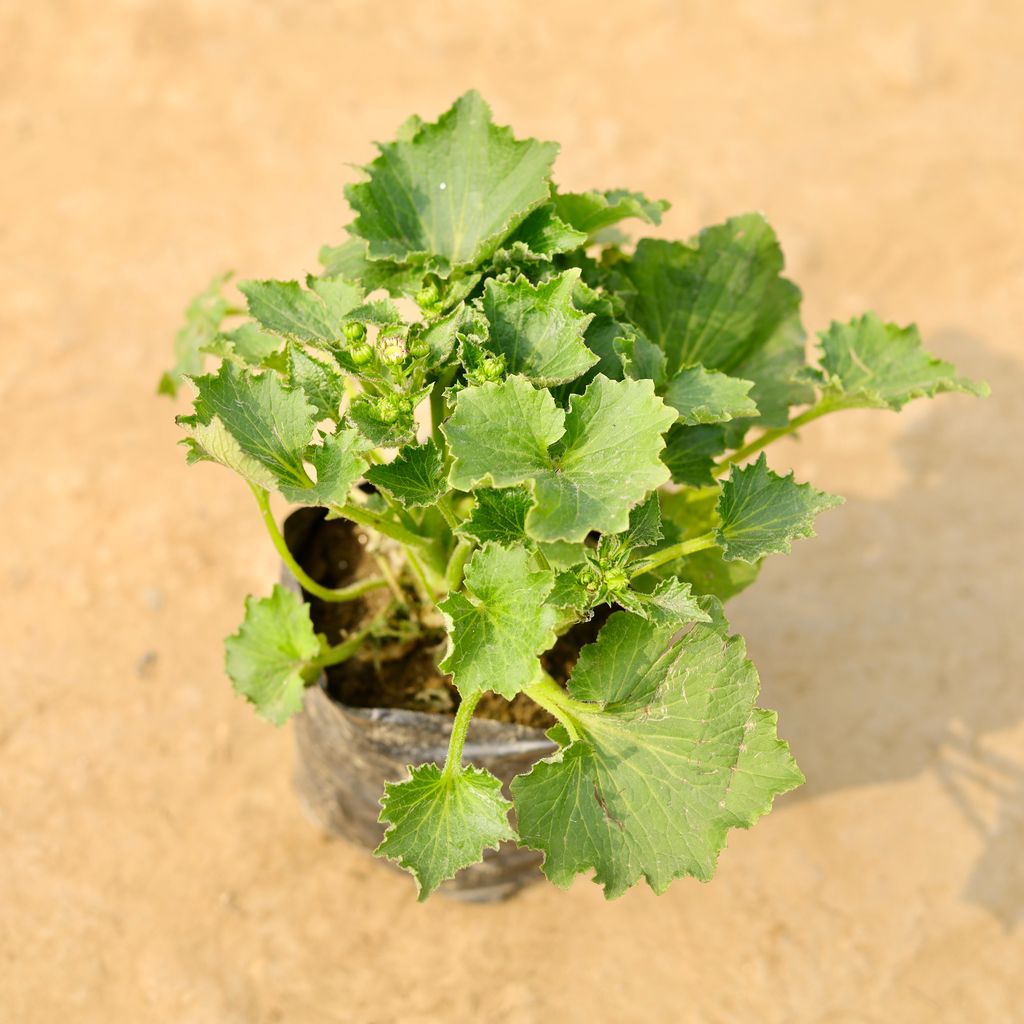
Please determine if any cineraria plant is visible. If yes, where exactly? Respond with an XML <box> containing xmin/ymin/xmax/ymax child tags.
<box><xmin>162</xmin><ymin>91</ymin><xmax>986</xmax><ymax>900</ymax></box>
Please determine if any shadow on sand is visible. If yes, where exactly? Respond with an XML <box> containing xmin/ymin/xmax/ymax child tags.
<box><xmin>731</xmin><ymin>331</ymin><xmax>1024</xmax><ymax>927</ymax></box>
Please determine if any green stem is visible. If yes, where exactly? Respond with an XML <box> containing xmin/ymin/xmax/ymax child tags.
<box><xmin>312</xmin><ymin>603</ymin><xmax>396</xmax><ymax>669</ymax></box>
<box><xmin>330</xmin><ymin>500</ymin><xmax>432</xmax><ymax>550</ymax></box>
<box><xmin>445</xmin><ymin>539</ymin><xmax>474</xmax><ymax>592</ymax></box>
<box><xmin>437</xmin><ymin>495</ymin><xmax>460</xmax><ymax>531</ymax></box>
<box><xmin>712</xmin><ymin>402</ymin><xmax>836</xmax><ymax>477</ymax></box>
<box><xmin>442</xmin><ymin>692</ymin><xmax>482</xmax><ymax>779</ymax></box>
<box><xmin>629</xmin><ymin>531</ymin><xmax>718</xmax><ymax>579</ymax></box>
<box><xmin>405</xmin><ymin>546</ymin><xmax>440</xmax><ymax>605</ymax></box>
<box><xmin>250</xmin><ymin>485</ymin><xmax>389</xmax><ymax>603</ymax></box>
<box><xmin>430</xmin><ymin>378</ymin><xmax>449</xmax><ymax>448</ymax></box>
<box><xmin>524</xmin><ymin>671</ymin><xmax>601</xmax><ymax>743</ymax></box>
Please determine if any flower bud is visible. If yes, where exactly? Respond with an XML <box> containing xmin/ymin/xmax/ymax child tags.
<box><xmin>343</xmin><ymin>321</ymin><xmax>366</xmax><ymax>342</ymax></box>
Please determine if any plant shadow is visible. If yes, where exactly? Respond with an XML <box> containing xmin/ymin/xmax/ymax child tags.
<box><xmin>729</xmin><ymin>330</ymin><xmax>1024</xmax><ymax>928</ymax></box>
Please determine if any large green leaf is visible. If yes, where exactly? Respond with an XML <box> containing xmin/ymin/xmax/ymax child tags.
<box><xmin>444</xmin><ymin>374</ymin><xmax>675</xmax><ymax>542</ymax></box>
<box><xmin>511</xmin><ymin>610</ymin><xmax>803</xmax><ymax>897</ymax></box>
<box><xmin>613</xmin><ymin>214</ymin><xmax>802</xmax><ymax>380</ymax></box>
<box><xmin>438</xmin><ymin>544</ymin><xmax>557</xmax><ymax>699</ymax></box>
<box><xmin>717</xmin><ymin>453</ymin><xmax>843</xmax><ymax>562</ymax></box>
<box><xmin>817</xmin><ymin>313</ymin><xmax>989</xmax><ymax>411</ymax></box>
<box><xmin>376</xmin><ymin>763</ymin><xmax>516</xmax><ymax>900</ymax></box>
<box><xmin>480</xmin><ymin>269</ymin><xmax>597</xmax><ymax>386</ymax></box>
<box><xmin>345</xmin><ymin>91</ymin><xmax>558</xmax><ymax>275</ymax></box>
<box><xmin>178</xmin><ymin>362</ymin><xmax>365</xmax><ymax>505</ymax></box>
<box><xmin>224</xmin><ymin>585</ymin><xmax>321</xmax><ymax>725</ymax></box>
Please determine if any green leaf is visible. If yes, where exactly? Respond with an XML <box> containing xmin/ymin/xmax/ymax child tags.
<box><xmin>614</xmin><ymin>214</ymin><xmax>802</xmax><ymax>379</ymax></box>
<box><xmin>817</xmin><ymin>313</ymin><xmax>989</xmax><ymax>411</ymax></box>
<box><xmin>239</xmin><ymin>276</ymin><xmax>363</xmax><ymax>343</ymax></box>
<box><xmin>180</xmin><ymin>362</ymin><xmax>317</xmax><ymax>490</ymax></box>
<box><xmin>376</xmin><ymin>763</ymin><xmax>516</xmax><ymax>900</ymax></box>
<box><xmin>365</xmin><ymin>440</ymin><xmax>446</xmax><ymax>508</ymax></box>
<box><xmin>444</xmin><ymin>374</ymin><xmax>675</xmax><ymax>542</ymax></box>
<box><xmin>661</xmin><ymin>423</ymin><xmax>727</xmax><ymax>488</ymax></box>
<box><xmin>457</xmin><ymin>487</ymin><xmax>534</xmax><ymax>547</ymax></box>
<box><xmin>498</xmin><ymin>204</ymin><xmax>588</xmax><ymax>262</ymax></box>
<box><xmin>224</xmin><ymin>585</ymin><xmax>321</xmax><ymax>725</ymax></box>
<box><xmin>343</xmin><ymin>299</ymin><xmax>403</xmax><ymax>327</ymax></box>
<box><xmin>480</xmin><ymin>269</ymin><xmax>597</xmax><ymax>386</ymax></box>
<box><xmin>178</xmin><ymin>362</ymin><xmax>366</xmax><ymax>505</ymax></box>
<box><xmin>318</xmin><ymin>236</ymin><xmax>425</xmax><ymax>295</ymax></box>
<box><xmin>554</xmin><ymin>188</ymin><xmax>668</xmax><ymax>237</ymax></box>
<box><xmin>159</xmin><ymin>272</ymin><xmax>232</xmax><ymax>397</ymax></box>
<box><xmin>662</xmin><ymin>366</ymin><xmax>758</xmax><ymax>425</ymax></box>
<box><xmin>615</xmin><ymin>329</ymin><xmax>666</xmax><ymax>386</ymax></box>
<box><xmin>415</xmin><ymin>302</ymin><xmax>486</xmax><ymax>369</ymax></box>
<box><xmin>345</xmin><ymin>91</ymin><xmax>558</xmax><ymax>275</ymax></box>
<box><xmin>726</xmin><ymin>311</ymin><xmax>814</xmax><ymax>434</ymax></box>
<box><xmin>211</xmin><ymin>322</ymin><xmax>283</xmax><ymax>369</ymax></box>
<box><xmin>287</xmin><ymin>344</ymin><xmax>345</xmax><ymax>421</ymax></box>
<box><xmin>622</xmin><ymin>576</ymin><xmax>708</xmax><ymax>624</ymax></box>
<box><xmin>280</xmin><ymin>430</ymin><xmax>368</xmax><ymax>507</ymax></box>
<box><xmin>511</xmin><ymin>611</ymin><xmax>803</xmax><ymax>897</ymax></box>
<box><xmin>717</xmin><ymin>453</ymin><xmax>843</xmax><ymax>562</ymax></box>
<box><xmin>657</xmin><ymin>489</ymin><xmax>762</xmax><ymax>601</ymax></box>
<box><xmin>438</xmin><ymin>544</ymin><xmax>557</xmax><ymax>699</ymax></box>
<box><xmin>623</xmin><ymin>492</ymin><xmax>662</xmax><ymax>550</ymax></box>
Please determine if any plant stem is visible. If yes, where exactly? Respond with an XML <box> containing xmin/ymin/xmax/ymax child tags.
<box><xmin>430</xmin><ymin>378</ymin><xmax>448</xmax><ymax>448</ymax></box>
<box><xmin>405</xmin><ymin>546</ymin><xmax>440</xmax><ymax>605</ymax></box>
<box><xmin>330</xmin><ymin>500</ymin><xmax>431</xmax><ymax>550</ymax></box>
<box><xmin>444</xmin><ymin>538</ymin><xmax>474</xmax><ymax>592</ymax></box>
<box><xmin>442</xmin><ymin>692</ymin><xmax>482</xmax><ymax>779</ymax></box>
<box><xmin>629</xmin><ymin>531</ymin><xmax>718</xmax><ymax>579</ymax></box>
<box><xmin>311</xmin><ymin>603</ymin><xmax>396</xmax><ymax>669</ymax></box>
<box><xmin>250</xmin><ymin>485</ymin><xmax>388</xmax><ymax>603</ymax></box>
<box><xmin>712</xmin><ymin>401</ymin><xmax>836</xmax><ymax>476</ymax></box>
<box><xmin>523</xmin><ymin>671</ymin><xmax>601</xmax><ymax>743</ymax></box>
<box><xmin>437</xmin><ymin>495</ymin><xmax>460</xmax><ymax>531</ymax></box>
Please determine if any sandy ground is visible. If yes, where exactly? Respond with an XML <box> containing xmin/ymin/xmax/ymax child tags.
<box><xmin>2</xmin><ymin>2</ymin><xmax>1023</xmax><ymax>1021</ymax></box>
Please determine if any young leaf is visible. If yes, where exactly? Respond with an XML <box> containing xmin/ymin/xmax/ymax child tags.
<box><xmin>345</xmin><ymin>91</ymin><xmax>558</xmax><ymax>275</ymax></box>
<box><xmin>438</xmin><ymin>544</ymin><xmax>557</xmax><ymax>699</ymax></box>
<box><xmin>457</xmin><ymin>487</ymin><xmax>535</xmax><ymax>547</ymax></box>
<box><xmin>511</xmin><ymin>611</ymin><xmax>803</xmax><ymax>897</ymax></box>
<box><xmin>376</xmin><ymin>763</ymin><xmax>516</xmax><ymax>900</ymax></box>
<box><xmin>554</xmin><ymin>188</ymin><xmax>669</xmax><ymax>237</ymax></box>
<box><xmin>818</xmin><ymin>313</ymin><xmax>989</xmax><ymax>411</ymax></box>
<box><xmin>444</xmin><ymin>374</ymin><xmax>676</xmax><ymax>542</ymax></box>
<box><xmin>365</xmin><ymin>439</ymin><xmax>446</xmax><ymax>508</ymax></box>
<box><xmin>159</xmin><ymin>272</ymin><xmax>232</xmax><ymax>396</ymax></box>
<box><xmin>239</xmin><ymin>276</ymin><xmax>362</xmax><ymax>343</ymax></box>
<box><xmin>281</xmin><ymin>430</ymin><xmax>367</xmax><ymax>507</ymax></box>
<box><xmin>347</xmin><ymin>385</ymin><xmax>430</xmax><ymax>448</ymax></box>
<box><xmin>415</xmin><ymin>302</ymin><xmax>486</xmax><ymax>369</ymax></box>
<box><xmin>224</xmin><ymin>585</ymin><xmax>321</xmax><ymax>725</ymax></box>
<box><xmin>662</xmin><ymin>366</ymin><xmax>758</xmax><ymax>425</ymax></box>
<box><xmin>480</xmin><ymin>269</ymin><xmax>598</xmax><ymax>386</ymax></box>
<box><xmin>213</xmin><ymin>323</ymin><xmax>283</xmax><ymax>369</ymax></box>
<box><xmin>717</xmin><ymin>453</ymin><xmax>843</xmax><ymax>562</ymax></box>
<box><xmin>613</xmin><ymin>214</ymin><xmax>801</xmax><ymax>379</ymax></box>
<box><xmin>318</xmin><ymin>236</ymin><xmax>425</xmax><ymax>295</ymax></box>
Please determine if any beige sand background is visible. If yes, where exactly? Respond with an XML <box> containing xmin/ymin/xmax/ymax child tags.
<box><xmin>2</xmin><ymin>2</ymin><xmax>1022</xmax><ymax>1021</ymax></box>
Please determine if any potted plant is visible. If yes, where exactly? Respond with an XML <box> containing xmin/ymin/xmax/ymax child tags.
<box><xmin>161</xmin><ymin>91</ymin><xmax>986</xmax><ymax>901</ymax></box>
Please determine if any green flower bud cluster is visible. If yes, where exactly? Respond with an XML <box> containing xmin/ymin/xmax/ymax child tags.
<box><xmin>375</xmin><ymin>391</ymin><xmax>413</xmax><ymax>424</ymax></box>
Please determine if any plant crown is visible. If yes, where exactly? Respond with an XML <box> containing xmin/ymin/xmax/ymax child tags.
<box><xmin>164</xmin><ymin>91</ymin><xmax>987</xmax><ymax>900</ymax></box>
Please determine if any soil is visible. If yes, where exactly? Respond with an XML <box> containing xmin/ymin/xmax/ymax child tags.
<box><xmin>4</xmin><ymin>3</ymin><xmax>1024</xmax><ymax>1023</ymax></box>
<box><xmin>283</xmin><ymin>507</ymin><xmax>600</xmax><ymax>729</ymax></box>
